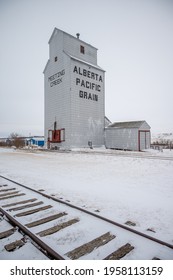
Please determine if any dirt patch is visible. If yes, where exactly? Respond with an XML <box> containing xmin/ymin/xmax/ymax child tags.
<box><xmin>125</xmin><ymin>220</ymin><xmax>136</xmax><ymax>226</ymax></box>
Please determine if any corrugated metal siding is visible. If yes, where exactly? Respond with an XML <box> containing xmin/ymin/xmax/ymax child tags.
<box><xmin>105</xmin><ymin>121</ymin><xmax>151</xmax><ymax>151</ymax></box>
<box><xmin>146</xmin><ymin>132</ymin><xmax>150</xmax><ymax>148</ymax></box>
<box><xmin>70</xmin><ymin>60</ymin><xmax>105</xmax><ymax>147</ymax></box>
<box><xmin>139</xmin><ymin>131</ymin><xmax>150</xmax><ymax>150</ymax></box>
<box><xmin>105</xmin><ymin>128</ymin><xmax>139</xmax><ymax>151</ymax></box>
<box><xmin>49</xmin><ymin>29</ymin><xmax>63</xmax><ymax>63</ymax></box>
<box><xmin>139</xmin><ymin>122</ymin><xmax>151</xmax><ymax>130</ymax></box>
<box><xmin>139</xmin><ymin>131</ymin><xmax>146</xmax><ymax>150</ymax></box>
<box><xmin>63</xmin><ymin>33</ymin><xmax>97</xmax><ymax>65</ymax></box>
<box><xmin>44</xmin><ymin>48</ymin><xmax>72</xmax><ymax>149</ymax></box>
<box><xmin>44</xmin><ymin>28</ymin><xmax>105</xmax><ymax>149</ymax></box>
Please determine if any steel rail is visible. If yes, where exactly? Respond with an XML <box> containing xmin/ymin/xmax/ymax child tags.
<box><xmin>1</xmin><ymin>175</ymin><xmax>173</xmax><ymax>250</ymax></box>
<box><xmin>0</xmin><ymin>207</ymin><xmax>64</xmax><ymax>260</ymax></box>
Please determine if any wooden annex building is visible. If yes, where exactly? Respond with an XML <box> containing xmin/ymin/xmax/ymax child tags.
<box><xmin>105</xmin><ymin>121</ymin><xmax>151</xmax><ymax>151</ymax></box>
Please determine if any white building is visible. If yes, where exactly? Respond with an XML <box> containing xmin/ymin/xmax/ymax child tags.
<box><xmin>44</xmin><ymin>28</ymin><xmax>105</xmax><ymax>149</ymax></box>
<box><xmin>44</xmin><ymin>28</ymin><xmax>151</xmax><ymax>151</ymax></box>
<box><xmin>105</xmin><ymin>121</ymin><xmax>151</xmax><ymax>151</ymax></box>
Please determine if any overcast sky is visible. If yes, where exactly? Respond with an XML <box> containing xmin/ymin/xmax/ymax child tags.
<box><xmin>0</xmin><ymin>0</ymin><xmax>173</xmax><ymax>137</ymax></box>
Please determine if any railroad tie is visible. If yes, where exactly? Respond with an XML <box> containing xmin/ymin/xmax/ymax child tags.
<box><xmin>104</xmin><ymin>243</ymin><xmax>134</xmax><ymax>260</ymax></box>
<box><xmin>0</xmin><ymin>188</ymin><xmax>16</xmax><ymax>192</ymax></box>
<box><xmin>15</xmin><ymin>205</ymin><xmax>53</xmax><ymax>217</ymax></box>
<box><xmin>0</xmin><ymin>228</ymin><xmax>16</xmax><ymax>239</ymax></box>
<box><xmin>0</xmin><ymin>184</ymin><xmax>8</xmax><ymax>187</ymax></box>
<box><xmin>5</xmin><ymin>239</ymin><xmax>25</xmax><ymax>252</ymax></box>
<box><xmin>2</xmin><ymin>198</ymin><xmax>37</xmax><ymax>208</ymax></box>
<box><xmin>25</xmin><ymin>212</ymin><xmax>67</xmax><ymax>228</ymax></box>
<box><xmin>0</xmin><ymin>193</ymin><xmax>25</xmax><ymax>201</ymax></box>
<box><xmin>0</xmin><ymin>191</ymin><xmax>19</xmax><ymax>197</ymax></box>
<box><xmin>8</xmin><ymin>201</ymin><xmax>44</xmax><ymax>212</ymax></box>
<box><xmin>66</xmin><ymin>232</ymin><xmax>115</xmax><ymax>260</ymax></box>
<box><xmin>37</xmin><ymin>218</ymin><xmax>79</xmax><ymax>237</ymax></box>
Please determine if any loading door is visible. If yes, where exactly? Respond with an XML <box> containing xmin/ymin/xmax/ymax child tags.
<box><xmin>138</xmin><ymin>130</ymin><xmax>150</xmax><ymax>151</ymax></box>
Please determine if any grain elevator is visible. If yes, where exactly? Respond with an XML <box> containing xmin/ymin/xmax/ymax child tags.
<box><xmin>44</xmin><ymin>28</ymin><xmax>151</xmax><ymax>151</ymax></box>
<box><xmin>44</xmin><ymin>28</ymin><xmax>105</xmax><ymax>149</ymax></box>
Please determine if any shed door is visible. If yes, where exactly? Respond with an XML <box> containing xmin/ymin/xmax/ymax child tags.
<box><xmin>138</xmin><ymin>130</ymin><xmax>150</xmax><ymax>151</ymax></box>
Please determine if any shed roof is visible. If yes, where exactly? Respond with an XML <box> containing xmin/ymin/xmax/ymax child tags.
<box><xmin>108</xmin><ymin>120</ymin><xmax>147</xmax><ymax>129</ymax></box>
<box><xmin>30</xmin><ymin>137</ymin><xmax>44</xmax><ymax>141</ymax></box>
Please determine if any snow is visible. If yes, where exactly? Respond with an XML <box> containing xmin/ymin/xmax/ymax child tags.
<box><xmin>0</xmin><ymin>147</ymin><xmax>173</xmax><ymax>259</ymax></box>
<box><xmin>151</xmin><ymin>132</ymin><xmax>173</xmax><ymax>143</ymax></box>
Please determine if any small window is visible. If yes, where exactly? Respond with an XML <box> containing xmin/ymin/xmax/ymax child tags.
<box><xmin>54</xmin><ymin>56</ymin><xmax>58</xmax><ymax>62</ymax></box>
<box><xmin>80</xmin><ymin>45</ymin><xmax>85</xmax><ymax>54</ymax></box>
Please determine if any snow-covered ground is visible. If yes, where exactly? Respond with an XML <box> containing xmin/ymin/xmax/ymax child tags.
<box><xmin>0</xmin><ymin>147</ymin><xmax>173</xmax><ymax>258</ymax></box>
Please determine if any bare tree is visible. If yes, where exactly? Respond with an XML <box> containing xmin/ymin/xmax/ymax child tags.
<box><xmin>9</xmin><ymin>133</ymin><xmax>25</xmax><ymax>148</ymax></box>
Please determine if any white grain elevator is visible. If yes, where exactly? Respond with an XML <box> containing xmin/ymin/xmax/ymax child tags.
<box><xmin>44</xmin><ymin>28</ymin><xmax>105</xmax><ymax>149</ymax></box>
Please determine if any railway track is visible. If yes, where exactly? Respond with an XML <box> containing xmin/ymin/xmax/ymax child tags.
<box><xmin>0</xmin><ymin>175</ymin><xmax>173</xmax><ymax>260</ymax></box>
<box><xmin>22</xmin><ymin>148</ymin><xmax>173</xmax><ymax>161</ymax></box>
<box><xmin>71</xmin><ymin>150</ymin><xmax>173</xmax><ymax>161</ymax></box>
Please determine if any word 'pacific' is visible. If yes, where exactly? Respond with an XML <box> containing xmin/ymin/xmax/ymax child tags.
<box><xmin>76</xmin><ymin>78</ymin><xmax>100</xmax><ymax>92</ymax></box>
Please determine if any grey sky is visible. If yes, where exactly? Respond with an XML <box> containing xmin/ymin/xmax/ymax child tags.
<box><xmin>0</xmin><ymin>0</ymin><xmax>173</xmax><ymax>137</ymax></box>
